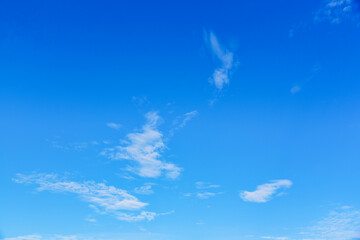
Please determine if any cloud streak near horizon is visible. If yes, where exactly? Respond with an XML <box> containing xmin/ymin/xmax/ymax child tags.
<box><xmin>13</xmin><ymin>173</ymin><xmax>157</xmax><ymax>222</ymax></box>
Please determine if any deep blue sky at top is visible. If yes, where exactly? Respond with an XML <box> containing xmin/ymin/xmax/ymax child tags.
<box><xmin>1</xmin><ymin>0</ymin><xmax>360</xmax><ymax>239</ymax></box>
<box><xmin>1</xmin><ymin>0</ymin><xmax>360</xmax><ymax>105</ymax></box>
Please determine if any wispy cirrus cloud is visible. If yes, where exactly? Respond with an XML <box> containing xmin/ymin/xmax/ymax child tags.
<box><xmin>196</xmin><ymin>191</ymin><xmax>222</xmax><ymax>199</ymax></box>
<box><xmin>170</xmin><ymin>110</ymin><xmax>198</xmax><ymax>135</ymax></box>
<box><xmin>3</xmin><ymin>234</ymin><xmax>94</xmax><ymax>240</ymax></box>
<box><xmin>304</xmin><ymin>206</ymin><xmax>360</xmax><ymax>240</ymax></box>
<box><xmin>239</xmin><ymin>180</ymin><xmax>292</xmax><ymax>203</ymax></box>
<box><xmin>184</xmin><ymin>181</ymin><xmax>222</xmax><ymax>199</ymax></box>
<box><xmin>106</xmin><ymin>122</ymin><xmax>122</xmax><ymax>130</ymax></box>
<box><xmin>3</xmin><ymin>235</ymin><xmax>44</xmax><ymax>240</ymax></box>
<box><xmin>102</xmin><ymin>112</ymin><xmax>182</xmax><ymax>179</ymax></box>
<box><xmin>315</xmin><ymin>0</ymin><xmax>359</xmax><ymax>24</ymax></box>
<box><xmin>173</xmin><ymin>110</ymin><xmax>198</xmax><ymax>130</ymax></box>
<box><xmin>85</xmin><ymin>215</ymin><xmax>97</xmax><ymax>223</ymax></box>
<box><xmin>134</xmin><ymin>183</ymin><xmax>154</xmax><ymax>195</ymax></box>
<box><xmin>195</xmin><ymin>181</ymin><xmax>221</xmax><ymax>189</ymax></box>
<box><xmin>13</xmin><ymin>173</ymin><xmax>157</xmax><ymax>222</ymax></box>
<box><xmin>3</xmin><ymin>232</ymin><xmax>175</xmax><ymax>240</ymax></box>
<box><xmin>205</xmin><ymin>31</ymin><xmax>235</xmax><ymax>90</ymax></box>
<box><xmin>261</xmin><ymin>237</ymin><xmax>288</xmax><ymax>240</ymax></box>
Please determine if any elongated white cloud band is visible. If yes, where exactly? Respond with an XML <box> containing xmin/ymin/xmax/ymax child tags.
<box><xmin>173</xmin><ymin>110</ymin><xmax>198</xmax><ymax>130</ymax></box>
<box><xmin>102</xmin><ymin>112</ymin><xmax>181</xmax><ymax>179</ymax></box>
<box><xmin>261</xmin><ymin>237</ymin><xmax>288</xmax><ymax>240</ymax></box>
<box><xmin>240</xmin><ymin>179</ymin><xmax>292</xmax><ymax>203</ymax></box>
<box><xmin>207</xmin><ymin>31</ymin><xmax>234</xmax><ymax>90</ymax></box>
<box><xmin>195</xmin><ymin>181</ymin><xmax>221</xmax><ymax>189</ymax></box>
<box><xmin>13</xmin><ymin>173</ymin><xmax>156</xmax><ymax>222</ymax></box>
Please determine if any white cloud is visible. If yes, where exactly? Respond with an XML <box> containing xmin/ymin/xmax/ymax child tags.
<box><xmin>3</xmin><ymin>235</ymin><xmax>43</xmax><ymax>240</ymax></box>
<box><xmin>195</xmin><ymin>181</ymin><xmax>221</xmax><ymax>189</ymax></box>
<box><xmin>13</xmin><ymin>173</ymin><xmax>157</xmax><ymax>222</ymax></box>
<box><xmin>85</xmin><ymin>216</ymin><xmax>96</xmax><ymax>223</ymax></box>
<box><xmin>134</xmin><ymin>184</ymin><xmax>154</xmax><ymax>195</ymax></box>
<box><xmin>206</xmin><ymin>31</ymin><xmax>235</xmax><ymax>90</ymax></box>
<box><xmin>132</xmin><ymin>96</ymin><xmax>149</xmax><ymax>106</ymax></box>
<box><xmin>196</xmin><ymin>191</ymin><xmax>222</xmax><ymax>199</ymax></box>
<box><xmin>261</xmin><ymin>237</ymin><xmax>288</xmax><ymax>240</ymax></box>
<box><xmin>305</xmin><ymin>207</ymin><xmax>360</xmax><ymax>240</ymax></box>
<box><xmin>106</xmin><ymin>122</ymin><xmax>122</xmax><ymax>130</ymax></box>
<box><xmin>239</xmin><ymin>180</ymin><xmax>292</xmax><ymax>203</ymax></box>
<box><xmin>290</xmin><ymin>85</ymin><xmax>301</xmax><ymax>94</ymax></box>
<box><xmin>315</xmin><ymin>0</ymin><xmax>356</xmax><ymax>24</ymax></box>
<box><xmin>2</xmin><ymin>235</ymin><xmax>93</xmax><ymax>240</ymax></box>
<box><xmin>184</xmin><ymin>182</ymin><xmax>222</xmax><ymax>199</ymax></box>
<box><xmin>173</xmin><ymin>110</ymin><xmax>198</xmax><ymax>130</ymax></box>
<box><xmin>102</xmin><ymin>112</ymin><xmax>182</xmax><ymax>179</ymax></box>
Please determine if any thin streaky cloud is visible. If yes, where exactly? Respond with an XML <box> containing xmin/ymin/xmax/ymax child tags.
<box><xmin>184</xmin><ymin>182</ymin><xmax>222</xmax><ymax>199</ymax></box>
<box><xmin>3</xmin><ymin>235</ymin><xmax>43</xmax><ymax>240</ymax></box>
<box><xmin>196</xmin><ymin>191</ymin><xmax>223</xmax><ymax>199</ymax></box>
<box><xmin>106</xmin><ymin>122</ymin><xmax>122</xmax><ymax>130</ymax></box>
<box><xmin>240</xmin><ymin>180</ymin><xmax>292</xmax><ymax>203</ymax></box>
<box><xmin>261</xmin><ymin>237</ymin><xmax>288</xmax><ymax>240</ymax></box>
<box><xmin>134</xmin><ymin>184</ymin><xmax>154</xmax><ymax>195</ymax></box>
<box><xmin>3</xmin><ymin>235</ymin><xmax>95</xmax><ymax>240</ymax></box>
<box><xmin>315</xmin><ymin>0</ymin><xmax>358</xmax><ymax>24</ymax></box>
<box><xmin>171</xmin><ymin>110</ymin><xmax>198</xmax><ymax>134</ymax></box>
<box><xmin>85</xmin><ymin>216</ymin><xmax>97</xmax><ymax>223</ymax></box>
<box><xmin>206</xmin><ymin>31</ymin><xmax>235</xmax><ymax>90</ymax></box>
<box><xmin>13</xmin><ymin>173</ymin><xmax>157</xmax><ymax>222</ymax></box>
<box><xmin>177</xmin><ymin>110</ymin><xmax>198</xmax><ymax>129</ymax></box>
<box><xmin>304</xmin><ymin>206</ymin><xmax>360</xmax><ymax>240</ymax></box>
<box><xmin>195</xmin><ymin>181</ymin><xmax>221</xmax><ymax>189</ymax></box>
<box><xmin>102</xmin><ymin>112</ymin><xmax>182</xmax><ymax>179</ymax></box>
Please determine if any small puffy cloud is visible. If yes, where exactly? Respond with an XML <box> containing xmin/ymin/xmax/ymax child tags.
<box><xmin>290</xmin><ymin>85</ymin><xmax>301</xmax><ymax>94</ymax></box>
<box><xmin>102</xmin><ymin>112</ymin><xmax>182</xmax><ymax>179</ymax></box>
<box><xmin>13</xmin><ymin>173</ymin><xmax>157</xmax><ymax>222</ymax></box>
<box><xmin>206</xmin><ymin>31</ymin><xmax>235</xmax><ymax>90</ymax></box>
<box><xmin>239</xmin><ymin>180</ymin><xmax>292</xmax><ymax>203</ymax></box>
<box><xmin>106</xmin><ymin>122</ymin><xmax>122</xmax><ymax>130</ymax></box>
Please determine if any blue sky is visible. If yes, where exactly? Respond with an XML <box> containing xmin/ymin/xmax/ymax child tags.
<box><xmin>1</xmin><ymin>0</ymin><xmax>360</xmax><ymax>239</ymax></box>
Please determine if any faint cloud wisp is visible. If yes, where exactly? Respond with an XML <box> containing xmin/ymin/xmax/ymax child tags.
<box><xmin>315</xmin><ymin>0</ymin><xmax>359</xmax><ymax>24</ymax></box>
<box><xmin>206</xmin><ymin>31</ymin><xmax>235</xmax><ymax>90</ymax></box>
<box><xmin>106</xmin><ymin>122</ymin><xmax>122</xmax><ymax>130</ymax></box>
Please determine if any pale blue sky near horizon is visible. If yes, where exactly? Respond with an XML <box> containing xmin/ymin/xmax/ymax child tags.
<box><xmin>1</xmin><ymin>0</ymin><xmax>360</xmax><ymax>239</ymax></box>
